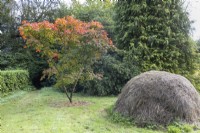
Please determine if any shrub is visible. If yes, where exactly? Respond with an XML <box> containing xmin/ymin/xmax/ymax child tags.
<box><xmin>81</xmin><ymin>49</ymin><xmax>140</xmax><ymax>96</ymax></box>
<box><xmin>182</xmin><ymin>125</ymin><xmax>193</xmax><ymax>133</ymax></box>
<box><xmin>0</xmin><ymin>48</ymin><xmax>49</xmax><ymax>89</ymax></box>
<box><xmin>167</xmin><ymin>126</ymin><xmax>181</xmax><ymax>133</ymax></box>
<box><xmin>106</xmin><ymin>105</ymin><xmax>133</xmax><ymax>126</ymax></box>
<box><xmin>0</xmin><ymin>70</ymin><xmax>29</xmax><ymax>96</ymax></box>
<box><xmin>185</xmin><ymin>72</ymin><xmax>200</xmax><ymax>92</ymax></box>
<box><xmin>167</xmin><ymin>122</ymin><xmax>194</xmax><ymax>133</ymax></box>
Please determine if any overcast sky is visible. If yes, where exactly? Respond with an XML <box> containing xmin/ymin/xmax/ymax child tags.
<box><xmin>186</xmin><ymin>0</ymin><xmax>200</xmax><ymax>40</ymax></box>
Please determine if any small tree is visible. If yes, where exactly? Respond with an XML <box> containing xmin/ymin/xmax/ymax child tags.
<box><xmin>19</xmin><ymin>16</ymin><xmax>113</xmax><ymax>103</ymax></box>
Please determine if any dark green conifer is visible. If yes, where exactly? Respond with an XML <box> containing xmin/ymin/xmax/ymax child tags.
<box><xmin>115</xmin><ymin>0</ymin><xmax>198</xmax><ymax>73</ymax></box>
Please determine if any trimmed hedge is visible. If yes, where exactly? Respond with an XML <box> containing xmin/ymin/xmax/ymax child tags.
<box><xmin>0</xmin><ymin>70</ymin><xmax>29</xmax><ymax>95</ymax></box>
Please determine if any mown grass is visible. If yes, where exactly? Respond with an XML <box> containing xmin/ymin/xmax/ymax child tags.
<box><xmin>0</xmin><ymin>87</ymin><xmax>164</xmax><ymax>133</ymax></box>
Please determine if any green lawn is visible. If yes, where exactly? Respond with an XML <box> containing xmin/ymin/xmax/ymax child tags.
<box><xmin>1</xmin><ymin>87</ymin><xmax>194</xmax><ymax>133</ymax></box>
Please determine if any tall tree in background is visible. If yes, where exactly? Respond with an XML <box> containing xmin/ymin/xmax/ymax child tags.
<box><xmin>57</xmin><ymin>0</ymin><xmax>115</xmax><ymax>40</ymax></box>
<box><xmin>114</xmin><ymin>0</ymin><xmax>198</xmax><ymax>74</ymax></box>
<box><xmin>17</xmin><ymin>0</ymin><xmax>60</xmax><ymax>22</ymax></box>
<box><xmin>0</xmin><ymin>0</ymin><xmax>15</xmax><ymax>50</ymax></box>
<box><xmin>0</xmin><ymin>0</ymin><xmax>22</xmax><ymax>70</ymax></box>
<box><xmin>0</xmin><ymin>0</ymin><xmax>61</xmax><ymax>88</ymax></box>
<box><xmin>197</xmin><ymin>39</ymin><xmax>200</xmax><ymax>52</ymax></box>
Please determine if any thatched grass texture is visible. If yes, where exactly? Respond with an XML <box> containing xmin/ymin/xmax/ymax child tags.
<box><xmin>115</xmin><ymin>71</ymin><xmax>200</xmax><ymax>126</ymax></box>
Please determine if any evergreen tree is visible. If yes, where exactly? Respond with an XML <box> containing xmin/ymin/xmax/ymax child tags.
<box><xmin>114</xmin><ymin>0</ymin><xmax>198</xmax><ymax>74</ymax></box>
<box><xmin>197</xmin><ymin>39</ymin><xmax>200</xmax><ymax>52</ymax></box>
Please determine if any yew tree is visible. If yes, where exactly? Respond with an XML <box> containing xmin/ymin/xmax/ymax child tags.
<box><xmin>19</xmin><ymin>16</ymin><xmax>113</xmax><ymax>103</ymax></box>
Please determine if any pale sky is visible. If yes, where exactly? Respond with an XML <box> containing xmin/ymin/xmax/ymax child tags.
<box><xmin>64</xmin><ymin>0</ymin><xmax>200</xmax><ymax>40</ymax></box>
<box><xmin>186</xmin><ymin>0</ymin><xmax>200</xmax><ymax>40</ymax></box>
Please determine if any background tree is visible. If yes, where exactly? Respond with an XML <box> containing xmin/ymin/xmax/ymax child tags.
<box><xmin>57</xmin><ymin>0</ymin><xmax>115</xmax><ymax>40</ymax></box>
<box><xmin>17</xmin><ymin>0</ymin><xmax>60</xmax><ymax>23</ymax></box>
<box><xmin>82</xmin><ymin>49</ymin><xmax>140</xmax><ymax>95</ymax></box>
<box><xmin>19</xmin><ymin>16</ymin><xmax>113</xmax><ymax>102</ymax></box>
<box><xmin>0</xmin><ymin>0</ymin><xmax>23</xmax><ymax>70</ymax></box>
<box><xmin>0</xmin><ymin>0</ymin><xmax>15</xmax><ymax>50</ymax></box>
<box><xmin>0</xmin><ymin>0</ymin><xmax>61</xmax><ymax>88</ymax></box>
<box><xmin>56</xmin><ymin>0</ymin><xmax>140</xmax><ymax>96</ymax></box>
<box><xmin>197</xmin><ymin>39</ymin><xmax>200</xmax><ymax>52</ymax></box>
<box><xmin>114</xmin><ymin>0</ymin><xmax>198</xmax><ymax>74</ymax></box>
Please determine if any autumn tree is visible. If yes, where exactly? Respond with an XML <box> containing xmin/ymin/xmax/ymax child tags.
<box><xmin>19</xmin><ymin>16</ymin><xmax>113</xmax><ymax>103</ymax></box>
<box><xmin>57</xmin><ymin>0</ymin><xmax>137</xmax><ymax>96</ymax></box>
<box><xmin>57</xmin><ymin>0</ymin><xmax>115</xmax><ymax>40</ymax></box>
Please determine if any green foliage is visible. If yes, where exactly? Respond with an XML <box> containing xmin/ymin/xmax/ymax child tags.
<box><xmin>106</xmin><ymin>106</ymin><xmax>196</xmax><ymax>133</ymax></box>
<box><xmin>19</xmin><ymin>16</ymin><xmax>112</xmax><ymax>102</ymax></box>
<box><xmin>0</xmin><ymin>48</ymin><xmax>49</xmax><ymax>88</ymax></box>
<box><xmin>167</xmin><ymin>122</ymin><xmax>194</xmax><ymax>133</ymax></box>
<box><xmin>106</xmin><ymin>105</ymin><xmax>134</xmax><ymax>126</ymax></box>
<box><xmin>54</xmin><ymin>44</ymin><xmax>102</xmax><ymax>88</ymax></box>
<box><xmin>182</xmin><ymin>125</ymin><xmax>193</xmax><ymax>133</ymax></box>
<box><xmin>106</xmin><ymin>105</ymin><xmax>163</xmax><ymax>130</ymax></box>
<box><xmin>196</xmin><ymin>39</ymin><xmax>200</xmax><ymax>52</ymax></box>
<box><xmin>0</xmin><ymin>0</ymin><xmax>60</xmax><ymax>89</ymax></box>
<box><xmin>0</xmin><ymin>0</ymin><xmax>13</xmax><ymax>41</ymax></box>
<box><xmin>81</xmin><ymin>49</ymin><xmax>140</xmax><ymax>96</ymax></box>
<box><xmin>167</xmin><ymin>126</ymin><xmax>182</xmax><ymax>133</ymax></box>
<box><xmin>114</xmin><ymin>0</ymin><xmax>198</xmax><ymax>74</ymax></box>
<box><xmin>0</xmin><ymin>70</ymin><xmax>29</xmax><ymax>96</ymax></box>
<box><xmin>0</xmin><ymin>52</ymin><xmax>15</xmax><ymax>69</ymax></box>
<box><xmin>16</xmin><ymin>49</ymin><xmax>50</xmax><ymax>88</ymax></box>
<box><xmin>57</xmin><ymin>0</ymin><xmax>115</xmax><ymax>40</ymax></box>
<box><xmin>56</xmin><ymin>1</ymin><xmax>121</xmax><ymax>96</ymax></box>
<box><xmin>184</xmin><ymin>73</ymin><xmax>200</xmax><ymax>92</ymax></box>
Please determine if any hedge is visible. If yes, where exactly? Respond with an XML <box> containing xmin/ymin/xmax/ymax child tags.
<box><xmin>0</xmin><ymin>70</ymin><xmax>29</xmax><ymax>95</ymax></box>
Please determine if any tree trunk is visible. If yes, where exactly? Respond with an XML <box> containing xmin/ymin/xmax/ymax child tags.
<box><xmin>63</xmin><ymin>68</ymin><xmax>83</xmax><ymax>103</ymax></box>
<box><xmin>64</xmin><ymin>86</ymin><xmax>72</xmax><ymax>103</ymax></box>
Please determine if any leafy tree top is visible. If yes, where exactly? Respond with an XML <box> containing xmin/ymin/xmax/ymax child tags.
<box><xmin>19</xmin><ymin>16</ymin><xmax>113</xmax><ymax>57</ymax></box>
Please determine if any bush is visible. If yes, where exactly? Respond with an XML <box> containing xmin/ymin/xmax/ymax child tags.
<box><xmin>184</xmin><ymin>72</ymin><xmax>200</xmax><ymax>92</ymax></box>
<box><xmin>106</xmin><ymin>105</ymin><xmax>133</xmax><ymax>126</ymax></box>
<box><xmin>167</xmin><ymin>122</ymin><xmax>194</xmax><ymax>133</ymax></box>
<box><xmin>0</xmin><ymin>70</ymin><xmax>29</xmax><ymax>96</ymax></box>
<box><xmin>81</xmin><ymin>49</ymin><xmax>140</xmax><ymax>96</ymax></box>
<box><xmin>167</xmin><ymin>126</ymin><xmax>182</xmax><ymax>133</ymax></box>
<box><xmin>182</xmin><ymin>125</ymin><xmax>193</xmax><ymax>133</ymax></box>
<box><xmin>0</xmin><ymin>48</ymin><xmax>49</xmax><ymax>89</ymax></box>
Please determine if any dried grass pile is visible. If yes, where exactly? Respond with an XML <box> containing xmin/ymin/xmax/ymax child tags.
<box><xmin>115</xmin><ymin>71</ymin><xmax>200</xmax><ymax>126</ymax></box>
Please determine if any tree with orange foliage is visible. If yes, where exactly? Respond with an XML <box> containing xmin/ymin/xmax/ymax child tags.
<box><xmin>19</xmin><ymin>16</ymin><xmax>113</xmax><ymax>103</ymax></box>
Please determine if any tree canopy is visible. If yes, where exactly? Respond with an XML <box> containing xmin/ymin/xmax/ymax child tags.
<box><xmin>19</xmin><ymin>16</ymin><xmax>113</xmax><ymax>102</ymax></box>
<box><xmin>114</xmin><ymin>0</ymin><xmax>198</xmax><ymax>74</ymax></box>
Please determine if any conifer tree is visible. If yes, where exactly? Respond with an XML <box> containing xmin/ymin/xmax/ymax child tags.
<box><xmin>115</xmin><ymin>0</ymin><xmax>198</xmax><ymax>74</ymax></box>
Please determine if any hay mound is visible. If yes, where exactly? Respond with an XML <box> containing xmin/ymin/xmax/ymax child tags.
<box><xmin>115</xmin><ymin>71</ymin><xmax>200</xmax><ymax>126</ymax></box>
